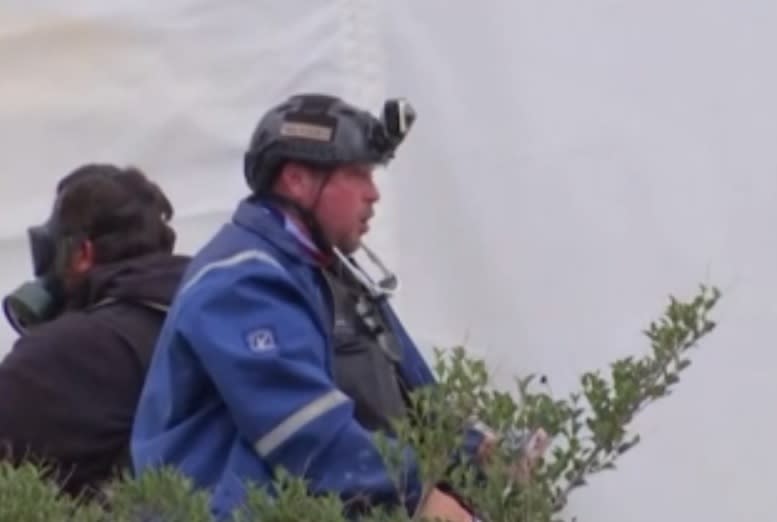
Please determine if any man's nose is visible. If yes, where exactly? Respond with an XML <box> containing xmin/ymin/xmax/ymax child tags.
<box><xmin>366</xmin><ymin>179</ymin><xmax>381</xmax><ymax>203</ymax></box>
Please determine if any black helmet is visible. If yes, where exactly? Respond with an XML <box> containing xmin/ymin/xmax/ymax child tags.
<box><xmin>243</xmin><ymin>93</ymin><xmax>416</xmax><ymax>194</ymax></box>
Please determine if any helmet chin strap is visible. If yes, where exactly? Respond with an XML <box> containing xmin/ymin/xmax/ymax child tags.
<box><xmin>264</xmin><ymin>171</ymin><xmax>334</xmax><ymax>254</ymax></box>
<box><xmin>263</xmin><ymin>190</ymin><xmax>399</xmax><ymax>299</ymax></box>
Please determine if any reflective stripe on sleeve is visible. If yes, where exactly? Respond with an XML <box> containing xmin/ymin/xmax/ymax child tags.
<box><xmin>254</xmin><ymin>389</ymin><xmax>350</xmax><ymax>458</ymax></box>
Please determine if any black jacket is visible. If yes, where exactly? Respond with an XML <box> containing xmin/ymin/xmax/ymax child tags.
<box><xmin>0</xmin><ymin>252</ymin><xmax>189</xmax><ymax>497</ymax></box>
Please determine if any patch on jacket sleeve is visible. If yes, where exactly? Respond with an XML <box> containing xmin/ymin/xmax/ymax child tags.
<box><xmin>245</xmin><ymin>327</ymin><xmax>278</xmax><ymax>354</ymax></box>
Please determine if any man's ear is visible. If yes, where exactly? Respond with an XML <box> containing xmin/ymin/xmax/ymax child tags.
<box><xmin>70</xmin><ymin>239</ymin><xmax>95</xmax><ymax>275</ymax></box>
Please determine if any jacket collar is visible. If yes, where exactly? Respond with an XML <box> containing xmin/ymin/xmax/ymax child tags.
<box><xmin>232</xmin><ymin>197</ymin><xmax>328</xmax><ymax>267</ymax></box>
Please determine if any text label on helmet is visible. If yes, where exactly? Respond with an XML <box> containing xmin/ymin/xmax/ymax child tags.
<box><xmin>279</xmin><ymin>121</ymin><xmax>334</xmax><ymax>142</ymax></box>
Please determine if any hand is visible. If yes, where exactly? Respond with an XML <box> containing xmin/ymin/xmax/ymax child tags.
<box><xmin>475</xmin><ymin>430</ymin><xmax>498</xmax><ymax>464</ymax></box>
<box><xmin>419</xmin><ymin>487</ymin><xmax>474</xmax><ymax>522</ymax></box>
<box><xmin>475</xmin><ymin>427</ymin><xmax>551</xmax><ymax>483</ymax></box>
<box><xmin>511</xmin><ymin>428</ymin><xmax>551</xmax><ymax>483</ymax></box>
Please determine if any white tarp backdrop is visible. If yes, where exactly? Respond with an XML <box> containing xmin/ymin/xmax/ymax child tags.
<box><xmin>1</xmin><ymin>1</ymin><xmax>776</xmax><ymax>520</ymax></box>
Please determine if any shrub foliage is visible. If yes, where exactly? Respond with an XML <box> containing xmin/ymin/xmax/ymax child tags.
<box><xmin>0</xmin><ymin>285</ymin><xmax>720</xmax><ymax>521</ymax></box>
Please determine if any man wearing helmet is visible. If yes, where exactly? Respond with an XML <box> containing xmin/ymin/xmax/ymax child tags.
<box><xmin>131</xmin><ymin>94</ymin><xmax>482</xmax><ymax>521</ymax></box>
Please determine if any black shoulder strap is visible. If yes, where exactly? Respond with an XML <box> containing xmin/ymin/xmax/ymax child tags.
<box><xmin>83</xmin><ymin>297</ymin><xmax>171</xmax><ymax>486</ymax></box>
<box><xmin>86</xmin><ymin>296</ymin><xmax>170</xmax><ymax>373</ymax></box>
<box><xmin>88</xmin><ymin>297</ymin><xmax>170</xmax><ymax>314</ymax></box>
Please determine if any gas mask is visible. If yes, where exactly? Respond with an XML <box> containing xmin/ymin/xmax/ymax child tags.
<box><xmin>333</xmin><ymin>244</ymin><xmax>398</xmax><ymax>300</ymax></box>
<box><xmin>2</xmin><ymin>220</ymin><xmax>68</xmax><ymax>334</ymax></box>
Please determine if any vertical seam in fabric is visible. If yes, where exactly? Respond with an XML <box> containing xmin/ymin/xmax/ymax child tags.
<box><xmin>334</xmin><ymin>0</ymin><xmax>404</xmax><ymax>312</ymax></box>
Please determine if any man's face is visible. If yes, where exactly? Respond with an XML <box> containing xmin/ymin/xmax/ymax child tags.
<box><xmin>312</xmin><ymin>164</ymin><xmax>380</xmax><ymax>254</ymax></box>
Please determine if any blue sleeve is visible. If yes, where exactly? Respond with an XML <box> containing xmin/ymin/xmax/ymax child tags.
<box><xmin>178</xmin><ymin>262</ymin><xmax>423</xmax><ymax>513</ymax></box>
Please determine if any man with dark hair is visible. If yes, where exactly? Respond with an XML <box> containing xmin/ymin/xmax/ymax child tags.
<box><xmin>0</xmin><ymin>164</ymin><xmax>189</xmax><ymax>498</ymax></box>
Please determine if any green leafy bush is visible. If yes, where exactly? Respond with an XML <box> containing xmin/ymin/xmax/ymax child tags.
<box><xmin>0</xmin><ymin>285</ymin><xmax>719</xmax><ymax>521</ymax></box>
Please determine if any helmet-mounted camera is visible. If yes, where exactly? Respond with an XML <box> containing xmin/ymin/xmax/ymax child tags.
<box><xmin>378</xmin><ymin>98</ymin><xmax>416</xmax><ymax>152</ymax></box>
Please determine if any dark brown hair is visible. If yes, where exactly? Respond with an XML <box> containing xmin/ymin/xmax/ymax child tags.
<box><xmin>53</xmin><ymin>164</ymin><xmax>176</xmax><ymax>264</ymax></box>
